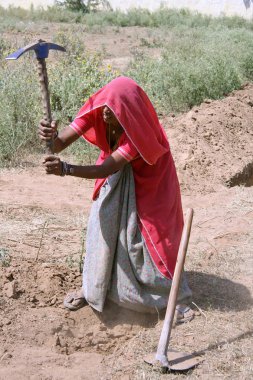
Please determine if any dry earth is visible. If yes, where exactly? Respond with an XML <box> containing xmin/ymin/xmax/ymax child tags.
<box><xmin>0</xmin><ymin>26</ymin><xmax>253</xmax><ymax>380</ymax></box>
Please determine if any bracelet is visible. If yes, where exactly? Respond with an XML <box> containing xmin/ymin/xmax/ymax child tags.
<box><xmin>61</xmin><ymin>161</ymin><xmax>68</xmax><ymax>176</ymax></box>
<box><xmin>53</xmin><ymin>130</ymin><xmax>59</xmax><ymax>140</ymax></box>
<box><xmin>60</xmin><ymin>161</ymin><xmax>74</xmax><ymax>176</ymax></box>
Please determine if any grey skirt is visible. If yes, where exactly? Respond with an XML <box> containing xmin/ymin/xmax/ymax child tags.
<box><xmin>82</xmin><ymin>165</ymin><xmax>192</xmax><ymax>313</ymax></box>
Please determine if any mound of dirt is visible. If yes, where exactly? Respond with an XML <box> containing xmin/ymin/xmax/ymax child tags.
<box><xmin>166</xmin><ymin>84</ymin><xmax>253</xmax><ymax>194</ymax></box>
<box><xmin>0</xmin><ymin>261</ymin><xmax>158</xmax><ymax>358</ymax></box>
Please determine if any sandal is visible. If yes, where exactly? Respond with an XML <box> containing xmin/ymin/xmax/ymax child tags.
<box><xmin>175</xmin><ymin>305</ymin><xmax>195</xmax><ymax>324</ymax></box>
<box><xmin>63</xmin><ymin>291</ymin><xmax>87</xmax><ymax>311</ymax></box>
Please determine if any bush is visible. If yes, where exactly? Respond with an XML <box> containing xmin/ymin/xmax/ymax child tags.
<box><xmin>0</xmin><ymin>5</ymin><xmax>252</xmax><ymax>31</ymax></box>
<box><xmin>127</xmin><ymin>28</ymin><xmax>253</xmax><ymax>114</ymax></box>
<box><xmin>0</xmin><ymin>56</ymin><xmax>41</xmax><ymax>164</ymax></box>
<box><xmin>56</xmin><ymin>0</ymin><xmax>89</xmax><ymax>13</ymax></box>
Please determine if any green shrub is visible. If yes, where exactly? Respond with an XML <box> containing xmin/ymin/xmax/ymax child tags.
<box><xmin>127</xmin><ymin>28</ymin><xmax>253</xmax><ymax>114</ymax></box>
<box><xmin>0</xmin><ymin>58</ymin><xmax>41</xmax><ymax>165</ymax></box>
<box><xmin>56</xmin><ymin>0</ymin><xmax>89</xmax><ymax>13</ymax></box>
<box><xmin>0</xmin><ymin>5</ymin><xmax>253</xmax><ymax>31</ymax></box>
<box><xmin>0</xmin><ymin>248</ymin><xmax>11</xmax><ymax>267</ymax></box>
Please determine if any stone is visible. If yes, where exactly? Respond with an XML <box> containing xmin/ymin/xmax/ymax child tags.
<box><xmin>5</xmin><ymin>269</ymin><xmax>14</xmax><ymax>281</ymax></box>
<box><xmin>50</xmin><ymin>295</ymin><xmax>57</xmax><ymax>305</ymax></box>
<box><xmin>4</xmin><ymin>281</ymin><xmax>18</xmax><ymax>299</ymax></box>
<box><xmin>0</xmin><ymin>352</ymin><xmax>12</xmax><ymax>362</ymax></box>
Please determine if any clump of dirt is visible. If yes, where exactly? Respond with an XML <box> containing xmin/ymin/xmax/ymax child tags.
<box><xmin>166</xmin><ymin>84</ymin><xmax>253</xmax><ymax>194</ymax></box>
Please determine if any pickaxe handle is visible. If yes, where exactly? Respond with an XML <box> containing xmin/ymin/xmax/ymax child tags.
<box><xmin>5</xmin><ymin>40</ymin><xmax>66</xmax><ymax>156</ymax></box>
<box><xmin>37</xmin><ymin>58</ymin><xmax>54</xmax><ymax>154</ymax></box>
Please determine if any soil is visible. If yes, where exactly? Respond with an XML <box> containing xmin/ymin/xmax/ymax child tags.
<box><xmin>0</xmin><ymin>26</ymin><xmax>253</xmax><ymax>380</ymax></box>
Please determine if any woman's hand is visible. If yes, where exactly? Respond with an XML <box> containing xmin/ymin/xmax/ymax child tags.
<box><xmin>43</xmin><ymin>155</ymin><xmax>62</xmax><ymax>176</ymax></box>
<box><xmin>38</xmin><ymin>119</ymin><xmax>58</xmax><ymax>142</ymax></box>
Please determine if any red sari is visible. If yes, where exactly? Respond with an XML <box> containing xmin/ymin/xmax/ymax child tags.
<box><xmin>70</xmin><ymin>76</ymin><xmax>183</xmax><ymax>279</ymax></box>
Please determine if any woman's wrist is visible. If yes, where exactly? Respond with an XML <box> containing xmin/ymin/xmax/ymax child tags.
<box><xmin>61</xmin><ymin>162</ymin><xmax>74</xmax><ymax>176</ymax></box>
<box><xmin>53</xmin><ymin>130</ymin><xmax>59</xmax><ymax>140</ymax></box>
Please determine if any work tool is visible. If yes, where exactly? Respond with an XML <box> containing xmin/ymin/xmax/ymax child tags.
<box><xmin>144</xmin><ymin>208</ymin><xmax>203</xmax><ymax>371</ymax></box>
<box><xmin>6</xmin><ymin>40</ymin><xmax>66</xmax><ymax>154</ymax></box>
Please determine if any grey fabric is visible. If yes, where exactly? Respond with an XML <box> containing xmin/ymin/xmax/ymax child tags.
<box><xmin>82</xmin><ymin>165</ymin><xmax>192</xmax><ymax>313</ymax></box>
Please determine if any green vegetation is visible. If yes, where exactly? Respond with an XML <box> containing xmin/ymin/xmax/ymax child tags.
<box><xmin>0</xmin><ymin>34</ymin><xmax>115</xmax><ymax>166</ymax></box>
<box><xmin>56</xmin><ymin>0</ymin><xmax>90</xmax><ymax>13</ymax></box>
<box><xmin>0</xmin><ymin>5</ymin><xmax>252</xmax><ymax>30</ymax></box>
<box><xmin>128</xmin><ymin>28</ymin><xmax>253</xmax><ymax>113</ymax></box>
<box><xmin>0</xmin><ymin>248</ymin><xmax>11</xmax><ymax>267</ymax></box>
<box><xmin>0</xmin><ymin>6</ymin><xmax>252</xmax><ymax>165</ymax></box>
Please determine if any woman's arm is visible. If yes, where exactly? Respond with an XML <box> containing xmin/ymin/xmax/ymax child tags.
<box><xmin>43</xmin><ymin>150</ymin><xmax>129</xmax><ymax>178</ymax></box>
<box><xmin>39</xmin><ymin>120</ymin><xmax>79</xmax><ymax>153</ymax></box>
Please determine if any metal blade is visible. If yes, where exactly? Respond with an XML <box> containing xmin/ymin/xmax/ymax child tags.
<box><xmin>144</xmin><ymin>349</ymin><xmax>203</xmax><ymax>371</ymax></box>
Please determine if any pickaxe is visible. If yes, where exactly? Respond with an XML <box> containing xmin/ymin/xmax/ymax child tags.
<box><xmin>6</xmin><ymin>40</ymin><xmax>66</xmax><ymax>154</ymax></box>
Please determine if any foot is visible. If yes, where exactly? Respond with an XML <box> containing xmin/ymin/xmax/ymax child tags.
<box><xmin>64</xmin><ymin>288</ymin><xmax>87</xmax><ymax>311</ymax></box>
<box><xmin>175</xmin><ymin>304</ymin><xmax>195</xmax><ymax>324</ymax></box>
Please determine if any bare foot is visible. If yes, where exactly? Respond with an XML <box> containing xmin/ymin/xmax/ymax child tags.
<box><xmin>175</xmin><ymin>304</ymin><xmax>195</xmax><ymax>324</ymax></box>
<box><xmin>63</xmin><ymin>288</ymin><xmax>87</xmax><ymax>311</ymax></box>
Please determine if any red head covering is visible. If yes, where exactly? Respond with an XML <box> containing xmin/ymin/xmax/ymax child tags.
<box><xmin>76</xmin><ymin>76</ymin><xmax>169</xmax><ymax>164</ymax></box>
<box><xmin>75</xmin><ymin>76</ymin><xmax>183</xmax><ymax>279</ymax></box>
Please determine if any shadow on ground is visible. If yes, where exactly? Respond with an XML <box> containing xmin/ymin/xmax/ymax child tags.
<box><xmin>93</xmin><ymin>270</ymin><xmax>253</xmax><ymax>331</ymax></box>
<box><xmin>188</xmin><ymin>271</ymin><xmax>253</xmax><ymax>311</ymax></box>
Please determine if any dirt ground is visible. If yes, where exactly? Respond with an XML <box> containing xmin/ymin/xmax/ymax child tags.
<box><xmin>1</xmin><ymin>26</ymin><xmax>253</xmax><ymax>380</ymax></box>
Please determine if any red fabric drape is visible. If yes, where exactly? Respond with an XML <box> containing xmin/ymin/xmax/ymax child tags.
<box><xmin>76</xmin><ymin>76</ymin><xmax>183</xmax><ymax>279</ymax></box>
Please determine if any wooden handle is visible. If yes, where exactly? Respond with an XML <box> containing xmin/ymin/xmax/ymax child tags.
<box><xmin>37</xmin><ymin>58</ymin><xmax>54</xmax><ymax>154</ymax></box>
<box><xmin>155</xmin><ymin>208</ymin><xmax>194</xmax><ymax>366</ymax></box>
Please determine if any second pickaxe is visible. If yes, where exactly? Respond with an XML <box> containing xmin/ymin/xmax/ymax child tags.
<box><xmin>6</xmin><ymin>40</ymin><xmax>66</xmax><ymax>154</ymax></box>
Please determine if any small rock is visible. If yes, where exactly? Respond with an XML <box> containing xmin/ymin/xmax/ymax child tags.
<box><xmin>30</xmin><ymin>295</ymin><xmax>38</xmax><ymax>303</ymax></box>
<box><xmin>108</xmin><ymin>325</ymin><xmax>125</xmax><ymax>338</ymax></box>
<box><xmin>2</xmin><ymin>319</ymin><xmax>11</xmax><ymax>326</ymax></box>
<box><xmin>0</xmin><ymin>352</ymin><xmax>12</xmax><ymax>362</ymax></box>
<box><xmin>4</xmin><ymin>281</ymin><xmax>18</xmax><ymax>299</ymax></box>
<box><xmin>91</xmin><ymin>331</ymin><xmax>108</xmax><ymax>345</ymax></box>
<box><xmin>98</xmin><ymin>325</ymin><xmax>107</xmax><ymax>332</ymax></box>
<box><xmin>54</xmin><ymin>334</ymin><xmax>61</xmax><ymax>347</ymax></box>
<box><xmin>50</xmin><ymin>295</ymin><xmax>57</xmax><ymax>306</ymax></box>
<box><xmin>5</xmin><ymin>269</ymin><xmax>14</xmax><ymax>281</ymax></box>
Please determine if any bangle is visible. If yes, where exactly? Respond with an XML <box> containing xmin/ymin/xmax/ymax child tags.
<box><xmin>60</xmin><ymin>161</ymin><xmax>73</xmax><ymax>176</ymax></box>
<box><xmin>53</xmin><ymin>130</ymin><xmax>59</xmax><ymax>140</ymax></box>
<box><xmin>60</xmin><ymin>161</ymin><xmax>68</xmax><ymax>176</ymax></box>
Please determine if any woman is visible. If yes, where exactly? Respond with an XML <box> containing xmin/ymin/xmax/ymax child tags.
<box><xmin>39</xmin><ymin>76</ymin><xmax>194</xmax><ymax>322</ymax></box>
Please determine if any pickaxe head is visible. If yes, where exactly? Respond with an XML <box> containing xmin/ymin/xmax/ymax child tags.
<box><xmin>6</xmin><ymin>39</ymin><xmax>66</xmax><ymax>60</ymax></box>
